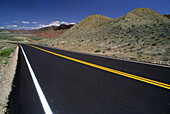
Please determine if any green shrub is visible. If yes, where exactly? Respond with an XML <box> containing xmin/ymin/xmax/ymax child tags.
<box><xmin>95</xmin><ymin>49</ymin><xmax>101</xmax><ymax>53</ymax></box>
<box><xmin>151</xmin><ymin>40</ymin><xmax>163</xmax><ymax>46</ymax></box>
<box><xmin>162</xmin><ymin>56</ymin><xmax>169</xmax><ymax>61</ymax></box>
<box><xmin>157</xmin><ymin>53</ymin><xmax>162</xmax><ymax>55</ymax></box>
<box><xmin>145</xmin><ymin>25</ymin><xmax>149</xmax><ymax>28</ymax></box>
<box><xmin>159</xmin><ymin>32</ymin><xmax>166</xmax><ymax>37</ymax></box>
<box><xmin>107</xmin><ymin>47</ymin><xmax>111</xmax><ymax>50</ymax></box>
<box><xmin>137</xmin><ymin>51</ymin><xmax>143</xmax><ymax>58</ymax></box>
<box><xmin>0</xmin><ymin>48</ymin><xmax>14</xmax><ymax>56</ymax></box>
<box><xmin>3</xmin><ymin>62</ymin><xmax>8</xmax><ymax>64</ymax></box>
<box><xmin>132</xmin><ymin>25</ymin><xmax>135</xmax><ymax>27</ymax></box>
<box><xmin>151</xmin><ymin>42</ymin><xmax>157</xmax><ymax>46</ymax></box>
<box><xmin>152</xmin><ymin>53</ymin><xmax>157</xmax><ymax>56</ymax></box>
<box><xmin>0</xmin><ymin>46</ymin><xmax>3</xmax><ymax>49</ymax></box>
<box><xmin>151</xmin><ymin>31</ymin><xmax>155</xmax><ymax>34</ymax></box>
<box><xmin>151</xmin><ymin>36</ymin><xmax>155</xmax><ymax>39</ymax></box>
<box><xmin>168</xmin><ymin>36</ymin><xmax>170</xmax><ymax>39</ymax></box>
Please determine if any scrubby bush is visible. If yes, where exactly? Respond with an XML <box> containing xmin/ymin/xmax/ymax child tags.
<box><xmin>159</xmin><ymin>32</ymin><xmax>166</xmax><ymax>37</ymax></box>
<box><xmin>107</xmin><ymin>47</ymin><xmax>111</xmax><ymax>50</ymax></box>
<box><xmin>137</xmin><ymin>51</ymin><xmax>143</xmax><ymax>58</ymax></box>
<box><xmin>152</xmin><ymin>53</ymin><xmax>157</xmax><ymax>56</ymax></box>
<box><xmin>162</xmin><ymin>56</ymin><xmax>169</xmax><ymax>61</ymax></box>
<box><xmin>0</xmin><ymin>46</ymin><xmax>3</xmax><ymax>49</ymax></box>
<box><xmin>132</xmin><ymin>25</ymin><xmax>135</xmax><ymax>27</ymax></box>
<box><xmin>151</xmin><ymin>40</ymin><xmax>163</xmax><ymax>46</ymax></box>
<box><xmin>151</xmin><ymin>31</ymin><xmax>155</xmax><ymax>34</ymax></box>
<box><xmin>0</xmin><ymin>48</ymin><xmax>14</xmax><ymax>56</ymax></box>
<box><xmin>145</xmin><ymin>25</ymin><xmax>149</xmax><ymax>28</ymax></box>
<box><xmin>95</xmin><ymin>49</ymin><xmax>101</xmax><ymax>53</ymax></box>
<box><xmin>151</xmin><ymin>36</ymin><xmax>155</xmax><ymax>39</ymax></box>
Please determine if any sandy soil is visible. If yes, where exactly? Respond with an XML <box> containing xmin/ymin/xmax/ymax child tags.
<box><xmin>0</xmin><ymin>46</ymin><xmax>18</xmax><ymax>114</ymax></box>
<box><xmin>51</xmin><ymin>45</ymin><xmax>170</xmax><ymax>66</ymax></box>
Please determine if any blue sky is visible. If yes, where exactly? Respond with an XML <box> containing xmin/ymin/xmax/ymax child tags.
<box><xmin>0</xmin><ymin>0</ymin><xmax>170</xmax><ymax>30</ymax></box>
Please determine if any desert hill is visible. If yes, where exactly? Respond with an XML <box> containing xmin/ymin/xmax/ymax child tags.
<box><xmin>123</xmin><ymin>8</ymin><xmax>168</xmax><ymax>21</ymax></box>
<box><xmin>46</xmin><ymin>7</ymin><xmax>170</xmax><ymax>65</ymax></box>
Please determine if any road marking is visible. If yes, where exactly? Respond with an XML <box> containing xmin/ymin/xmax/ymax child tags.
<box><xmin>20</xmin><ymin>45</ymin><xmax>53</xmax><ymax>114</ymax></box>
<box><xmin>42</xmin><ymin>45</ymin><xmax>170</xmax><ymax>68</ymax></box>
<box><xmin>27</xmin><ymin>44</ymin><xmax>170</xmax><ymax>90</ymax></box>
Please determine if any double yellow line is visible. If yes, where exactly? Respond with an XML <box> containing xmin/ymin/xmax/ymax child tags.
<box><xmin>27</xmin><ymin>44</ymin><xmax>170</xmax><ymax>90</ymax></box>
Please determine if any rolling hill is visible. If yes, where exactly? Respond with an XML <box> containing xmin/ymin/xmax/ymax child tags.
<box><xmin>46</xmin><ymin>7</ymin><xmax>170</xmax><ymax>65</ymax></box>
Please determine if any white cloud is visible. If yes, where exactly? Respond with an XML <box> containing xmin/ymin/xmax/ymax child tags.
<box><xmin>38</xmin><ymin>24</ymin><xmax>49</xmax><ymax>28</ymax></box>
<box><xmin>37</xmin><ymin>21</ymin><xmax>60</xmax><ymax>28</ymax></box>
<box><xmin>69</xmin><ymin>22</ymin><xmax>76</xmax><ymax>25</ymax></box>
<box><xmin>60</xmin><ymin>21</ymin><xmax>76</xmax><ymax>25</ymax></box>
<box><xmin>7</xmin><ymin>25</ymin><xmax>17</xmax><ymax>27</ymax></box>
<box><xmin>60</xmin><ymin>21</ymin><xmax>69</xmax><ymax>25</ymax></box>
<box><xmin>0</xmin><ymin>27</ymin><xmax>4</xmax><ymax>29</ymax></box>
<box><xmin>32</xmin><ymin>22</ymin><xmax>38</xmax><ymax>24</ymax></box>
<box><xmin>14</xmin><ymin>20</ymin><xmax>76</xmax><ymax>30</ymax></box>
<box><xmin>48</xmin><ymin>21</ymin><xmax>60</xmax><ymax>26</ymax></box>
<box><xmin>21</xmin><ymin>21</ymin><xmax>29</xmax><ymax>24</ymax></box>
<box><xmin>13</xmin><ymin>21</ymin><xmax>17</xmax><ymax>22</ymax></box>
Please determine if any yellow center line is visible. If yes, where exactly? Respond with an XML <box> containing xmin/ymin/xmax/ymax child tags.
<box><xmin>26</xmin><ymin>44</ymin><xmax>170</xmax><ymax>90</ymax></box>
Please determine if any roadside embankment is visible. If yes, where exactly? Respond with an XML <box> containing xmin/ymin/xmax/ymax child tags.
<box><xmin>0</xmin><ymin>44</ymin><xmax>18</xmax><ymax>113</ymax></box>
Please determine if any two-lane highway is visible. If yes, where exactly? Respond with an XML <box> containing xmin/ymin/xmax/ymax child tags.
<box><xmin>8</xmin><ymin>44</ymin><xmax>170</xmax><ymax>114</ymax></box>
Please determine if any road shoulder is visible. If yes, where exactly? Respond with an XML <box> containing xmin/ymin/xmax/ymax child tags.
<box><xmin>0</xmin><ymin>45</ymin><xmax>18</xmax><ymax>113</ymax></box>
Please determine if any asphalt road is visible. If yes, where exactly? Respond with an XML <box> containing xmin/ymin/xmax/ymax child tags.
<box><xmin>8</xmin><ymin>44</ymin><xmax>170</xmax><ymax>114</ymax></box>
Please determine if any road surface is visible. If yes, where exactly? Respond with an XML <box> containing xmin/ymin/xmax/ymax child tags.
<box><xmin>7</xmin><ymin>44</ymin><xmax>170</xmax><ymax>114</ymax></box>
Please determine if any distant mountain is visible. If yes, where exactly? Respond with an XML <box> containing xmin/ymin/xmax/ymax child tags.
<box><xmin>32</xmin><ymin>24</ymin><xmax>74</xmax><ymax>38</ymax></box>
<box><xmin>1</xmin><ymin>29</ymin><xmax>32</xmax><ymax>34</ymax></box>
<box><xmin>1</xmin><ymin>24</ymin><xmax>74</xmax><ymax>38</ymax></box>
<box><xmin>47</xmin><ymin>7</ymin><xmax>170</xmax><ymax>65</ymax></box>
<box><xmin>33</xmin><ymin>24</ymin><xmax>74</xmax><ymax>33</ymax></box>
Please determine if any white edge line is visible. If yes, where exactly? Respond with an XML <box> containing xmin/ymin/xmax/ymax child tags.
<box><xmin>19</xmin><ymin>45</ymin><xmax>53</xmax><ymax>114</ymax></box>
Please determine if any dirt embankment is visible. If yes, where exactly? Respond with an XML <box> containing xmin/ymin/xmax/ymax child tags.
<box><xmin>0</xmin><ymin>46</ymin><xmax>18</xmax><ymax>113</ymax></box>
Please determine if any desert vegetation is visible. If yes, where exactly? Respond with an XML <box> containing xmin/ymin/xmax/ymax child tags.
<box><xmin>0</xmin><ymin>42</ymin><xmax>17</xmax><ymax>113</ymax></box>
<box><xmin>0</xmin><ymin>7</ymin><xmax>169</xmax><ymax>113</ymax></box>
<box><xmin>42</xmin><ymin>8</ymin><xmax>170</xmax><ymax>65</ymax></box>
<box><xmin>0</xmin><ymin>43</ymin><xmax>15</xmax><ymax>67</ymax></box>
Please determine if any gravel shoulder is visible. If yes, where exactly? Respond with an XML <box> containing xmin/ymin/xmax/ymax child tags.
<box><xmin>0</xmin><ymin>45</ymin><xmax>18</xmax><ymax>113</ymax></box>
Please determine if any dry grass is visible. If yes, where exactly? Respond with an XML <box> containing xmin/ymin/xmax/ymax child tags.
<box><xmin>0</xmin><ymin>43</ymin><xmax>18</xmax><ymax>113</ymax></box>
<box><xmin>41</xmin><ymin>7</ymin><xmax>170</xmax><ymax>65</ymax></box>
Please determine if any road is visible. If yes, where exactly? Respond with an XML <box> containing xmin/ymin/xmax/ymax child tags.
<box><xmin>7</xmin><ymin>44</ymin><xmax>170</xmax><ymax>114</ymax></box>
